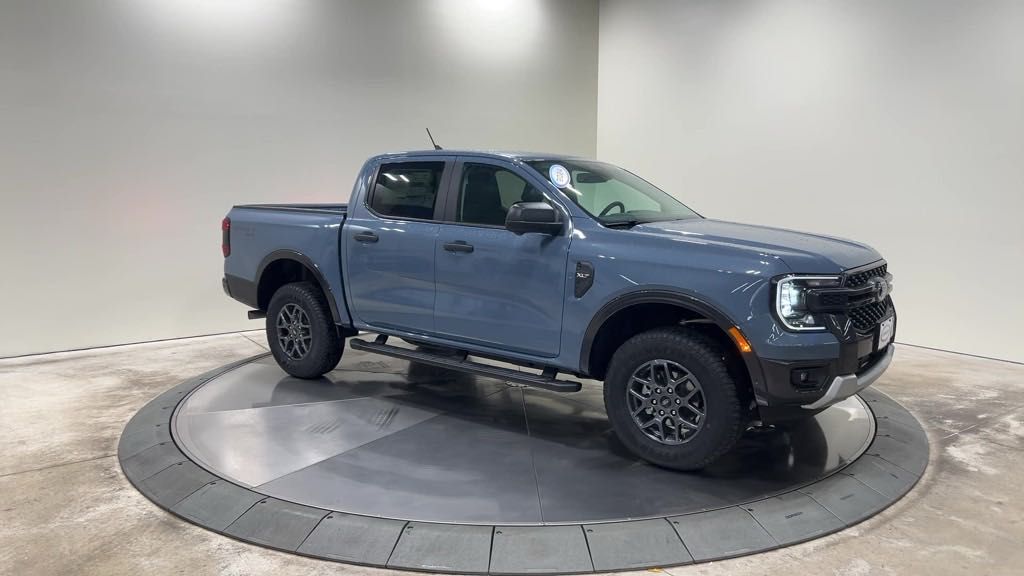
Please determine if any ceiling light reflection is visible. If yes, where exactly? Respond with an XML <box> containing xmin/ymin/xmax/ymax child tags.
<box><xmin>133</xmin><ymin>0</ymin><xmax>303</xmax><ymax>46</ymax></box>
<box><xmin>429</xmin><ymin>0</ymin><xmax>546</xmax><ymax>63</ymax></box>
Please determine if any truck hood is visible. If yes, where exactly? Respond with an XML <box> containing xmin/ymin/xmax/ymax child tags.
<box><xmin>633</xmin><ymin>218</ymin><xmax>882</xmax><ymax>273</ymax></box>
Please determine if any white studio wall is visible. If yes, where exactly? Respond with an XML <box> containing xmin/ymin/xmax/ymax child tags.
<box><xmin>598</xmin><ymin>0</ymin><xmax>1024</xmax><ymax>363</ymax></box>
<box><xmin>0</xmin><ymin>0</ymin><xmax>598</xmax><ymax>357</ymax></box>
<box><xmin>2</xmin><ymin>0</ymin><xmax>1020</xmax><ymax>363</ymax></box>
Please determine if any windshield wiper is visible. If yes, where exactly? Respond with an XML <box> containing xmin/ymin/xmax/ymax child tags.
<box><xmin>602</xmin><ymin>218</ymin><xmax>643</xmax><ymax>228</ymax></box>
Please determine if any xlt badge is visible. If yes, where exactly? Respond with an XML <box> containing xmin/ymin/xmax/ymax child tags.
<box><xmin>575</xmin><ymin>261</ymin><xmax>594</xmax><ymax>298</ymax></box>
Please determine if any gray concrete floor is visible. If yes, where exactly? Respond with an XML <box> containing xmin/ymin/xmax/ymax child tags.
<box><xmin>1</xmin><ymin>333</ymin><xmax>1022</xmax><ymax>575</ymax></box>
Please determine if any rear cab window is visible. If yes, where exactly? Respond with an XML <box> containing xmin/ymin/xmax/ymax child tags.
<box><xmin>368</xmin><ymin>161</ymin><xmax>445</xmax><ymax>220</ymax></box>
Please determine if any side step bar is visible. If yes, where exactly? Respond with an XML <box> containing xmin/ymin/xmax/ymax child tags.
<box><xmin>349</xmin><ymin>336</ymin><xmax>582</xmax><ymax>393</ymax></box>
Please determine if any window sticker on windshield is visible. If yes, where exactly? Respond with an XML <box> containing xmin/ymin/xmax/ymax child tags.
<box><xmin>548</xmin><ymin>164</ymin><xmax>571</xmax><ymax>188</ymax></box>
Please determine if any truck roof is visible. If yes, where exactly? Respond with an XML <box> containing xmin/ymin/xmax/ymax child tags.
<box><xmin>368</xmin><ymin>149</ymin><xmax>588</xmax><ymax>163</ymax></box>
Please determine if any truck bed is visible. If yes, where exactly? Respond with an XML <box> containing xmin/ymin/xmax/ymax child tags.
<box><xmin>235</xmin><ymin>203</ymin><xmax>347</xmax><ymax>215</ymax></box>
<box><xmin>224</xmin><ymin>202</ymin><xmax>351</xmax><ymax>325</ymax></box>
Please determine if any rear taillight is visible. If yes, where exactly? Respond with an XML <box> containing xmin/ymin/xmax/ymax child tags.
<box><xmin>221</xmin><ymin>217</ymin><xmax>231</xmax><ymax>257</ymax></box>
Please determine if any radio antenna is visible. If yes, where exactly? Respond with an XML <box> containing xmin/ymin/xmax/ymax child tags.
<box><xmin>426</xmin><ymin>127</ymin><xmax>442</xmax><ymax>150</ymax></box>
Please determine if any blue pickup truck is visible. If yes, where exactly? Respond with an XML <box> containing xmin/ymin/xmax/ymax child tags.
<box><xmin>222</xmin><ymin>150</ymin><xmax>895</xmax><ymax>470</ymax></box>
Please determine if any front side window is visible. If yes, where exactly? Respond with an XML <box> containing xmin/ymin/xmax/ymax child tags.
<box><xmin>525</xmin><ymin>160</ymin><xmax>700</xmax><ymax>226</ymax></box>
<box><xmin>457</xmin><ymin>163</ymin><xmax>544</xmax><ymax>226</ymax></box>
<box><xmin>369</xmin><ymin>161</ymin><xmax>444</xmax><ymax>220</ymax></box>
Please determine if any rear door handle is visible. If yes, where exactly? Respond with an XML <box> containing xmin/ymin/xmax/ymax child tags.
<box><xmin>443</xmin><ymin>241</ymin><xmax>474</xmax><ymax>253</ymax></box>
<box><xmin>354</xmin><ymin>231</ymin><xmax>379</xmax><ymax>243</ymax></box>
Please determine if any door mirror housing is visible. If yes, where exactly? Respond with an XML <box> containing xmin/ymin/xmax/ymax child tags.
<box><xmin>505</xmin><ymin>202</ymin><xmax>562</xmax><ymax>235</ymax></box>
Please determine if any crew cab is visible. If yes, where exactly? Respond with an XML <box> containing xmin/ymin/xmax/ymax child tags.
<box><xmin>221</xmin><ymin>150</ymin><xmax>895</xmax><ymax>470</ymax></box>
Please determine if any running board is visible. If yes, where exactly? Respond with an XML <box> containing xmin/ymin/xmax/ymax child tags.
<box><xmin>348</xmin><ymin>338</ymin><xmax>582</xmax><ymax>393</ymax></box>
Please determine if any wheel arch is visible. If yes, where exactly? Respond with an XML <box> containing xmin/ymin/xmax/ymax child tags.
<box><xmin>256</xmin><ymin>250</ymin><xmax>342</xmax><ymax>324</ymax></box>
<box><xmin>580</xmin><ymin>289</ymin><xmax>765</xmax><ymax>393</ymax></box>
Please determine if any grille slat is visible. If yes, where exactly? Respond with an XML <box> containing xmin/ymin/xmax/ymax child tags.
<box><xmin>843</xmin><ymin>263</ymin><xmax>890</xmax><ymax>332</ymax></box>
<box><xmin>845</xmin><ymin>263</ymin><xmax>887</xmax><ymax>288</ymax></box>
<box><xmin>848</xmin><ymin>298</ymin><xmax>890</xmax><ymax>331</ymax></box>
<box><xmin>822</xmin><ymin>294</ymin><xmax>845</xmax><ymax>307</ymax></box>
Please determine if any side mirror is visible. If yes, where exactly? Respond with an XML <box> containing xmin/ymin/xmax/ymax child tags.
<box><xmin>505</xmin><ymin>202</ymin><xmax>562</xmax><ymax>235</ymax></box>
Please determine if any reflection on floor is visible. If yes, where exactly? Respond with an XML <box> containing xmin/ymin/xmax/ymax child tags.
<box><xmin>1</xmin><ymin>332</ymin><xmax>1023</xmax><ymax>574</ymax></box>
<box><xmin>172</xmin><ymin>354</ymin><xmax>872</xmax><ymax>524</ymax></box>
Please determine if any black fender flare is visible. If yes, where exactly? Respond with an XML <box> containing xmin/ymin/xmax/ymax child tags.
<box><xmin>579</xmin><ymin>288</ymin><xmax>765</xmax><ymax>393</ymax></box>
<box><xmin>256</xmin><ymin>249</ymin><xmax>343</xmax><ymax>324</ymax></box>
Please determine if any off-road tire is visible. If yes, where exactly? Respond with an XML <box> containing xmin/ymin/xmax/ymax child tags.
<box><xmin>604</xmin><ymin>326</ymin><xmax>744</xmax><ymax>470</ymax></box>
<box><xmin>266</xmin><ymin>282</ymin><xmax>343</xmax><ymax>379</ymax></box>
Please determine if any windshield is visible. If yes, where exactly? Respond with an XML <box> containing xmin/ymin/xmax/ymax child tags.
<box><xmin>525</xmin><ymin>159</ymin><xmax>700</xmax><ymax>226</ymax></box>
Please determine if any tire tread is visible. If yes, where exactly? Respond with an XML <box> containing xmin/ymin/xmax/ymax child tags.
<box><xmin>603</xmin><ymin>326</ymin><xmax>744</xmax><ymax>470</ymax></box>
<box><xmin>266</xmin><ymin>282</ymin><xmax>343</xmax><ymax>379</ymax></box>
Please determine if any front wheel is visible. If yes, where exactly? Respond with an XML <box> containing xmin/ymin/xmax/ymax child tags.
<box><xmin>604</xmin><ymin>327</ymin><xmax>744</xmax><ymax>470</ymax></box>
<box><xmin>266</xmin><ymin>282</ymin><xmax>343</xmax><ymax>379</ymax></box>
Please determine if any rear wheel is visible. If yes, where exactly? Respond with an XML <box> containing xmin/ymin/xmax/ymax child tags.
<box><xmin>604</xmin><ymin>326</ymin><xmax>744</xmax><ymax>470</ymax></box>
<box><xmin>266</xmin><ymin>282</ymin><xmax>343</xmax><ymax>379</ymax></box>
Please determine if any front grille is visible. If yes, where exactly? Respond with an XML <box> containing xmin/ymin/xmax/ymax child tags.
<box><xmin>848</xmin><ymin>298</ymin><xmax>890</xmax><ymax>332</ymax></box>
<box><xmin>844</xmin><ymin>263</ymin><xmax>890</xmax><ymax>332</ymax></box>
<box><xmin>821</xmin><ymin>293</ymin><xmax>845</xmax><ymax>307</ymax></box>
<box><xmin>844</xmin><ymin>263</ymin><xmax>887</xmax><ymax>288</ymax></box>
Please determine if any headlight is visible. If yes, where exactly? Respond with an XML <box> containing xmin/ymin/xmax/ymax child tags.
<box><xmin>775</xmin><ymin>275</ymin><xmax>841</xmax><ymax>331</ymax></box>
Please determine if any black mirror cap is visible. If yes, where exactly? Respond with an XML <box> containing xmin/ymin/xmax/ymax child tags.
<box><xmin>505</xmin><ymin>202</ymin><xmax>562</xmax><ymax>235</ymax></box>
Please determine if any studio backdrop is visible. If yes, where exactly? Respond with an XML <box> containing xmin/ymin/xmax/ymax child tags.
<box><xmin>597</xmin><ymin>0</ymin><xmax>1024</xmax><ymax>363</ymax></box>
<box><xmin>0</xmin><ymin>0</ymin><xmax>599</xmax><ymax>357</ymax></box>
<box><xmin>1</xmin><ymin>0</ymin><xmax>1021</xmax><ymax>363</ymax></box>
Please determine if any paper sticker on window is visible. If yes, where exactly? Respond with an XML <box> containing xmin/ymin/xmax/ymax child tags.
<box><xmin>549</xmin><ymin>164</ymin><xmax>571</xmax><ymax>188</ymax></box>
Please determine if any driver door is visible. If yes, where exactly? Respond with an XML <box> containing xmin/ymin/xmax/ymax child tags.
<box><xmin>433</xmin><ymin>158</ymin><xmax>570</xmax><ymax>358</ymax></box>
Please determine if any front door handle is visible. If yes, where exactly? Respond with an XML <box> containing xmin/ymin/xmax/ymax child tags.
<box><xmin>443</xmin><ymin>241</ymin><xmax>474</xmax><ymax>253</ymax></box>
<box><xmin>353</xmin><ymin>231</ymin><xmax>379</xmax><ymax>243</ymax></box>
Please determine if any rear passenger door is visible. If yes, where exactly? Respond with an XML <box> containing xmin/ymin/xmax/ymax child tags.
<box><xmin>433</xmin><ymin>158</ymin><xmax>570</xmax><ymax>358</ymax></box>
<box><xmin>344</xmin><ymin>157</ymin><xmax>453</xmax><ymax>335</ymax></box>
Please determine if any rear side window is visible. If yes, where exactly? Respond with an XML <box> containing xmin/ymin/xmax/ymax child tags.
<box><xmin>369</xmin><ymin>162</ymin><xmax>444</xmax><ymax>220</ymax></box>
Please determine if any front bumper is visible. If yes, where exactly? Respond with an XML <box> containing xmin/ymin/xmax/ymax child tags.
<box><xmin>753</xmin><ymin>305</ymin><xmax>896</xmax><ymax>421</ymax></box>
<box><xmin>800</xmin><ymin>344</ymin><xmax>894</xmax><ymax>410</ymax></box>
